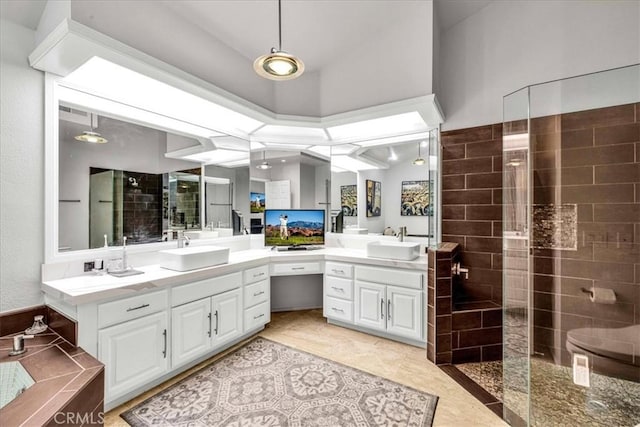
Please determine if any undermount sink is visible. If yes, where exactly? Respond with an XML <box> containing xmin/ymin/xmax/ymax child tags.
<box><xmin>343</xmin><ymin>228</ymin><xmax>368</xmax><ymax>234</ymax></box>
<box><xmin>213</xmin><ymin>227</ymin><xmax>233</xmax><ymax>237</ymax></box>
<box><xmin>159</xmin><ymin>245</ymin><xmax>229</xmax><ymax>271</ymax></box>
<box><xmin>366</xmin><ymin>241</ymin><xmax>421</xmax><ymax>261</ymax></box>
<box><xmin>184</xmin><ymin>230</ymin><xmax>219</xmax><ymax>240</ymax></box>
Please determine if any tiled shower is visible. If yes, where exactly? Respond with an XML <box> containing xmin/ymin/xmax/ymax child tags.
<box><xmin>502</xmin><ymin>65</ymin><xmax>639</xmax><ymax>426</ymax></box>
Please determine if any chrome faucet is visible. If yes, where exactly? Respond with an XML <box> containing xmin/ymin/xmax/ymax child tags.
<box><xmin>177</xmin><ymin>230</ymin><xmax>190</xmax><ymax>248</ymax></box>
<box><xmin>9</xmin><ymin>334</ymin><xmax>34</xmax><ymax>356</ymax></box>
<box><xmin>397</xmin><ymin>226</ymin><xmax>407</xmax><ymax>242</ymax></box>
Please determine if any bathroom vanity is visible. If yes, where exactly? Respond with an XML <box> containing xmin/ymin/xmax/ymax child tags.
<box><xmin>41</xmin><ymin>242</ymin><xmax>427</xmax><ymax>410</ymax></box>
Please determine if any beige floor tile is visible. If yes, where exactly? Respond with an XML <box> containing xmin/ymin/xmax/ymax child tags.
<box><xmin>105</xmin><ymin>309</ymin><xmax>507</xmax><ymax>427</ymax></box>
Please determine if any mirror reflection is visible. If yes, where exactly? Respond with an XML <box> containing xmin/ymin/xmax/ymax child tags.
<box><xmin>330</xmin><ymin>137</ymin><xmax>435</xmax><ymax>237</ymax></box>
<box><xmin>249</xmin><ymin>149</ymin><xmax>331</xmax><ymax>235</ymax></box>
<box><xmin>58</xmin><ymin>105</ymin><xmax>250</xmax><ymax>251</ymax></box>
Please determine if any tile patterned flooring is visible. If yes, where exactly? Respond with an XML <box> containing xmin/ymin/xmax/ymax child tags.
<box><xmin>105</xmin><ymin>309</ymin><xmax>507</xmax><ymax>426</ymax></box>
<box><xmin>456</xmin><ymin>359</ymin><xmax>640</xmax><ymax>427</ymax></box>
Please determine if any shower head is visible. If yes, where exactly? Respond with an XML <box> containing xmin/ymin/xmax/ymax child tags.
<box><xmin>129</xmin><ymin>177</ymin><xmax>138</xmax><ymax>187</ymax></box>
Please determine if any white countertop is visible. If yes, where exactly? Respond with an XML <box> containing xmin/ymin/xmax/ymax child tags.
<box><xmin>42</xmin><ymin>248</ymin><xmax>428</xmax><ymax>305</ymax></box>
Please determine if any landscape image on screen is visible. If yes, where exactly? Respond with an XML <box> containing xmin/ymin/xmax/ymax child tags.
<box><xmin>264</xmin><ymin>209</ymin><xmax>325</xmax><ymax>247</ymax></box>
<box><xmin>250</xmin><ymin>192</ymin><xmax>265</xmax><ymax>213</ymax></box>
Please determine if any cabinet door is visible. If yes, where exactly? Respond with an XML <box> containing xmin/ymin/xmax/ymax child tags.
<box><xmin>386</xmin><ymin>285</ymin><xmax>423</xmax><ymax>341</ymax></box>
<box><xmin>354</xmin><ymin>281</ymin><xmax>386</xmax><ymax>332</ymax></box>
<box><xmin>212</xmin><ymin>288</ymin><xmax>242</xmax><ymax>347</ymax></box>
<box><xmin>171</xmin><ymin>298</ymin><xmax>212</xmax><ymax>368</ymax></box>
<box><xmin>99</xmin><ymin>311</ymin><xmax>168</xmax><ymax>401</ymax></box>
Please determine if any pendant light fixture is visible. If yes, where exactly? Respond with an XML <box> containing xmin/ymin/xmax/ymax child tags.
<box><xmin>256</xmin><ymin>151</ymin><xmax>272</xmax><ymax>170</ymax></box>
<box><xmin>254</xmin><ymin>0</ymin><xmax>305</xmax><ymax>81</ymax></box>
<box><xmin>412</xmin><ymin>141</ymin><xmax>426</xmax><ymax>165</ymax></box>
<box><xmin>74</xmin><ymin>113</ymin><xmax>108</xmax><ymax>144</ymax></box>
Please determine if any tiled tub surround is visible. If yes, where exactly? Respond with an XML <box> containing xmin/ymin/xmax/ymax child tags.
<box><xmin>526</xmin><ymin>102</ymin><xmax>640</xmax><ymax>374</ymax></box>
<box><xmin>0</xmin><ymin>307</ymin><xmax>104</xmax><ymax>426</ymax></box>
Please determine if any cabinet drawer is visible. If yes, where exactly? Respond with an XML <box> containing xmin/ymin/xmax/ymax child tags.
<box><xmin>244</xmin><ymin>265</ymin><xmax>269</xmax><ymax>284</ymax></box>
<box><xmin>98</xmin><ymin>290</ymin><xmax>168</xmax><ymax>329</ymax></box>
<box><xmin>325</xmin><ymin>262</ymin><xmax>353</xmax><ymax>279</ymax></box>
<box><xmin>172</xmin><ymin>272</ymin><xmax>242</xmax><ymax>307</ymax></box>
<box><xmin>325</xmin><ymin>276</ymin><xmax>353</xmax><ymax>300</ymax></box>
<box><xmin>271</xmin><ymin>262</ymin><xmax>321</xmax><ymax>276</ymax></box>
<box><xmin>244</xmin><ymin>301</ymin><xmax>270</xmax><ymax>332</ymax></box>
<box><xmin>244</xmin><ymin>279</ymin><xmax>269</xmax><ymax>308</ymax></box>
<box><xmin>355</xmin><ymin>266</ymin><xmax>423</xmax><ymax>289</ymax></box>
<box><xmin>325</xmin><ymin>297</ymin><xmax>353</xmax><ymax>323</ymax></box>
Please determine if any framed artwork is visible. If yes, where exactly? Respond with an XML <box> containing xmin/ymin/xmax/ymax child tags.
<box><xmin>250</xmin><ymin>192</ymin><xmax>265</xmax><ymax>213</ymax></box>
<box><xmin>366</xmin><ymin>179</ymin><xmax>381</xmax><ymax>217</ymax></box>
<box><xmin>401</xmin><ymin>180</ymin><xmax>433</xmax><ymax>216</ymax></box>
<box><xmin>340</xmin><ymin>185</ymin><xmax>357</xmax><ymax>216</ymax></box>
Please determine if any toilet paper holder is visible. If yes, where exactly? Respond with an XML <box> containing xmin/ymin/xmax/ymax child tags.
<box><xmin>581</xmin><ymin>287</ymin><xmax>616</xmax><ymax>304</ymax></box>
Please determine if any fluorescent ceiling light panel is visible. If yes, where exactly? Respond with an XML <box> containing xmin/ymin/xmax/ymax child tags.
<box><xmin>252</xmin><ymin>125</ymin><xmax>328</xmax><ymax>141</ymax></box>
<box><xmin>259</xmin><ymin>143</ymin><xmax>312</xmax><ymax>150</ymax></box>
<box><xmin>331</xmin><ymin>155</ymin><xmax>381</xmax><ymax>172</ymax></box>
<box><xmin>204</xmin><ymin>176</ymin><xmax>231</xmax><ymax>184</ymax></box>
<box><xmin>58</xmin><ymin>86</ymin><xmax>223</xmax><ymax>139</ymax></box>
<box><xmin>330</xmin><ymin>144</ymin><xmax>359</xmax><ymax>156</ymax></box>
<box><xmin>181</xmin><ymin>149</ymin><xmax>248</xmax><ymax>165</ymax></box>
<box><xmin>326</xmin><ymin>112</ymin><xmax>427</xmax><ymax>142</ymax></box>
<box><xmin>63</xmin><ymin>57</ymin><xmax>263</xmax><ymax>136</ymax></box>
<box><xmin>307</xmin><ymin>145</ymin><xmax>331</xmax><ymax>158</ymax></box>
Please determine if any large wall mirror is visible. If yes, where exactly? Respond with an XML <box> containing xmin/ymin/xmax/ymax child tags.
<box><xmin>56</xmin><ymin>101</ymin><xmax>250</xmax><ymax>253</ymax></box>
<box><xmin>330</xmin><ymin>131</ymin><xmax>438</xmax><ymax>241</ymax></box>
<box><xmin>249</xmin><ymin>149</ymin><xmax>331</xmax><ymax>235</ymax></box>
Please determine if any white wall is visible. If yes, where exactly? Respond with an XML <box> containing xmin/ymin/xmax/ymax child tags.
<box><xmin>439</xmin><ymin>0</ymin><xmax>640</xmax><ymax>131</ymax></box>
<box><xmin>0</xmin><ymin>20</ymin><xmax>45</xmax><ymax>311</ymax></box>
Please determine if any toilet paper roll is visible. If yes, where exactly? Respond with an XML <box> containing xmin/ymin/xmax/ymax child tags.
<box><xmin>589</xmin><ymin>287</ymin><xmax>616</xmax><ymax>304</ymax></box>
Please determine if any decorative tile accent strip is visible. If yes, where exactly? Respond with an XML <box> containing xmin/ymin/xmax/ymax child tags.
<box><xmin>532</xmin><ymin>204</ymin><xmax>577</xmax><ymax>250</ymax></box>
<box><xmin>123</xmin><ymin>337</ymin><xmax>439</xmax><ymax>426</ymax></box>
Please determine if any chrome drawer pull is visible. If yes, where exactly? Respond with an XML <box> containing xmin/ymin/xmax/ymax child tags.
<box><xmin>126</xmin><ymin>303</ymin><xmax>149</xmax><ymax>312</ymax></box>
<box><xmin>331</xmin><ymin>286</ymin><xmax>344</xmax><ymax>293</ymax></box>
<box><xmin>388</xmin><ymin>299</ymin><xmax>392</xmax><ymax>320</ymax></box>
<box><xmin>332</xmin><ymin>269</ymin><xmax>345</xmax><ymax>274</ymax></box>
<box><xmin>253</xmin><ymin>272</ymin><xmax>265</xmax><ymax>277</ymax></box>
<box><xmin>331</xmin><ymin>307</ymin><xmax>344</xmax><ymax>313</ymax></box>
<box><xmin>214</xmin><ymin>310</ymin><xmax>219</xmax><ymax>335</ymax></box>
<box><xmin>291</xmin><ymin>267</ymin><xmax>305</xmax><ymax>271</ymax></box>
<box><xmin>254</xmin><ymin>313</ymin><xmax>265</xmax><ymax>320</ymax></box>
<box><xmin>253</xmin><ymin>291</ymin><xmax>265</xmax><ymax>297</ymax></box>
<box><xmin>162</xmin><ymin>329</ymin><xmax>167</xmax><ymax>358</ymax></box>
<box><xmin>208</xmin><ymin>312</ymin><xmax>212</xmax><ymax>337</ymax></box>
<box><xmin>381</xmin><ymin>298</ymin><xmax>384</xmax><ymax>319</ymax></box>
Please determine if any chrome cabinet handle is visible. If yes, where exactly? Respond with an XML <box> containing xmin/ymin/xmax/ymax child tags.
<box><xmin>214</xmin><ymin>310</ymin><xmax>219</xmax><ymax>335</ymax></box>
<box><xmin>331</xmin><ymin>286</ymin><xmax>344</xmax><ymax>293</ymax></box>
<box><xmin>331</xmin><ymin>307</ymin><xmax>344</xmax><ymax>313</ymax></box>
<box><xmin>388</xmin><ymin>299</ymin><xmax>391</xmax><ymax>320</ymax></box>
<box><xmin>253</xmin><ymin>291</ymin><xmax>265</xmax><ymax>297</ymax></box>
<box><xmin>207</xmin><ymin>312</ymin><xmax>212</xmax><ymax>337</ymax></box>
<box><xmin>162</xmin><ymin>329</ymin><xmax>167</xmax><ymax>358</ymax></box>
<box><xmin>253</xmin><ymin>272</ymin><xmax>265</xmax><ymax>278</ymax></box>
<box><xmin>254</xmin><ymin>313</ymin><xmax>265</xmax><ymax>320</ymax></box>
<box><xmin>292</xmin><ymin>267</ymin><xmax>305</xmax><ymax>271</ymax></box>
<box><xmin>332</xmin><ymin>269</ymin><xmax>344</xmax><ymax>274</ymax></box>
<box><xmin>126</xmin><ymin>303</ymin><xmax>149</xmax><ymax>312</ymax></box>
<box><xmin>381</xmin><ymin>298</ymin><xmax>384</xmax><ymax>319</ymax></box>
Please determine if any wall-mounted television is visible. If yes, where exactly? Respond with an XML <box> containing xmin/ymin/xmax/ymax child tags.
<box><xmin>250</xmin><ymin>192</ymin><xmax>265</xmax><ymax>213</ymax></box>
<box><xmin>264</xmin><ymin>209</ymin><xmax>325</xmax><ymax>248</ymax></box>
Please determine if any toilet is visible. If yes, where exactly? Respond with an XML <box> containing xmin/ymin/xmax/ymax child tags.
<box><xmin>566</xmin><ymin>325</ymin><xmax>640</xmax><ymax>382</ymax></box>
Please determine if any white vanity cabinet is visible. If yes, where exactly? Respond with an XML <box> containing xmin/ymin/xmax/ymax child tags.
<box><xmin>98</xmin><ymin>290</ymin><xmax>169</xmax><ymax>403</ymax></box>
<box><xmin>354</xmin><ymin>265</ymin><xmax>423</xmax><ymax>341</ymax></box>
<box><xmin>324</xmin><ymin>262</ymin><xmax>354</xmax><ymax>323</ymax></box>
<box><xmin>171</xmin><ymin>273</ymin><xmax>243</xmax><ymax>369</ymax></box>
<box><xmin>243</xmin><ymin>264</ymin><xmax>270</xmax><ymax>332</ymax></box>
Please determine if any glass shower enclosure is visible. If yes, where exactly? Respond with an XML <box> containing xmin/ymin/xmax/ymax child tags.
<box><xmin>503</xmin><ymin>64</ymin><xmax>639</xmax><ymax>426</ymax></box>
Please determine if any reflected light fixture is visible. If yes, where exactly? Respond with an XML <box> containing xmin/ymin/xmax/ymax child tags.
<box><xmin>254</xmin><ymin>0</ymin><xmax>304</xmax><ymax>81</ymax></box>
<box><xmin>412</xmin><ymin>141</ymin><xmax>426</xmax><ymax>165</ymax></box>
<box><xmin>74</xmin><ymin>113</ymin><xmax>108</xmax><ymax>143</ymax></box>
<box><xmin>256</xmin><ymin>151</ymin><xmax>272</xmax><ymax>170</ymax></box>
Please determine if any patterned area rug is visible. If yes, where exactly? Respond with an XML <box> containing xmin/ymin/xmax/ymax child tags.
<box><xmin>122</xmin><ymin>337</ymin><xmax>438</xmax><ymax>426</ymax></box>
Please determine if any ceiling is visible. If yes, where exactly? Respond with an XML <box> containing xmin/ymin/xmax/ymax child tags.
<box><xmin>2</xmin><ymin>0</ymin><xmax>491</xmax><ymax>72</ymax></box>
